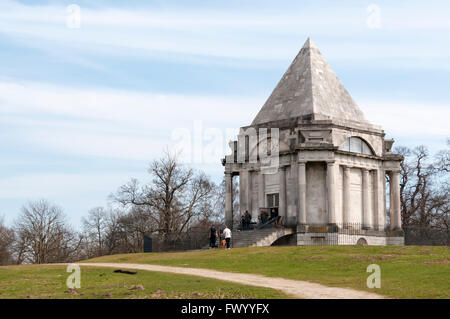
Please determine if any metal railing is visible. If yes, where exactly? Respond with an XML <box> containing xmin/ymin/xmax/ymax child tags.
<box><xmin>145</xmin><ymin>231</ymin><xmax>209</xmax><ymax>252</ymax></box>
<box><xmin>403</xmin><ymin>225</ymin><xmax>450</xmax><ymax>246</ymax></box>
<box><xmin>143</xmin><ymin>223</ymin><xmax>449</xmax><ymax>251</ymax></box>
<box><xmin>291</xmin><ymin>222</ymin><xmax>402</xmax><ymax>246</ymax></box>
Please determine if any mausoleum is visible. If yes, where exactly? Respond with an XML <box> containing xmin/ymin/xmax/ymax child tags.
<box><xmin>222</xmin><ymin>38</ymin><xmax>404</xmax><ymax>246</ymax></box>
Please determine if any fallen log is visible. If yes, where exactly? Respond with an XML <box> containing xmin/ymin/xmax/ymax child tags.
<box><xmin>113</xmin><ymin>269</ymin><xmax>137</xmax><ymax>275</ymax></box>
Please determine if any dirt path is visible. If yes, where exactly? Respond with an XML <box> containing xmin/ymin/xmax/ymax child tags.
<box><xmin>79</xmin><ymin>262</ymin><xmax>384</xmax><ymax>299</ymax></box>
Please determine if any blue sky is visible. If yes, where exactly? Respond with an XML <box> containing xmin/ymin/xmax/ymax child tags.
<box><xmin>0</xmin><ymin>0</ymin><xmax>449</xmax><ymax>228</ymax></box>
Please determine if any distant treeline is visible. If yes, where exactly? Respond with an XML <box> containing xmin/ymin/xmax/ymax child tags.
<box><xmin>0</xmin><ymin>151</ymin><xmax>225</xmax><ymax>265</ymax></box>
<box><xmin>0</xmin><ymin>140</ymin><xmax>449</xmax><ymax>265</ymax></box>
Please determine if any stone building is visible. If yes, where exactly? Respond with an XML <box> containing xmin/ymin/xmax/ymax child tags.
<box><xmin>223</xmin><ymin>38</ymin><xmax>404</xmax><ymax>246</ymax></box>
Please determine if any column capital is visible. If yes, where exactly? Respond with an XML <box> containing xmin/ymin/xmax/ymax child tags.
<box><xmin>297</xmin><ymin>161</ymin><xmax>307</xmax><ymax>165</ymax></box>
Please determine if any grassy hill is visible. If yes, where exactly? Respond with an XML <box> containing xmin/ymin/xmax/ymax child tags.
<box><xmin>1</xmin><ymin>246</ymin><xmax>448</xmax><ymax>299</ymax></box>
<box><xmin>0</xmin><ymin>264</ymin><xmax>288</xmax><ymax>299</ymax></box>
<box><xmin>85</xmin><ymin>245</ymin><xmax>450</xmax><ymax>299</ymax></box>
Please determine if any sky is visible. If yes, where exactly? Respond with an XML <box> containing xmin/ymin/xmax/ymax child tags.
<box><xmin>0</xmin><ymin>0</ymin><xmax>449</xmax><ymax>228</ymax></box>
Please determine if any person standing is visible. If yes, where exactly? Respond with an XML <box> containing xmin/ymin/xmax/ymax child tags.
<box><xmin>241</xmin><ymin>212</ymin><xmax>246</xmax><ymax>230</ymax></box>
<box><xmin>209</xmin><ymin>225</ymin><xmax>218</xmax><ymax>248</ymax></box>
<box><xmin>222</xmin><ymin>225</ymin><xmax>232</xmax><ymax>250</ymax></box>
<box><xmin>260</xmin><ymin>209</ymin><xmax>268</xmax><ymax>224</ymax></box>
<box><xmin>244</xmin><ymin>210</ymin><xmax>251</xmax><ymax>230</ymax></box>
<box><xmin>270</xmin><ymin>208</ymin><xmax>277</xmax><ymax>219</ymax></box>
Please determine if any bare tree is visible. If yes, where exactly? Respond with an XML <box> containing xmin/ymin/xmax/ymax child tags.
<box><xmin>0</xmin><ymin>216</ymin><xmax>15</xmax><ymax>265</ymax></box>
<box><xmin>13</xmin><ymin>200</ymin><xmax>82</xmax><ymax>264</ymax></box>
<box><xmin>396</xmin><ymin>140</ymin><xmax>450</xmax><ymax>245</ymax></box>
<box><xmin>111</xmin><ymin>151</ymin><xmax>217</xmax><ymax>240</ymax></box>
<box><xmin>111</xmin><ymin>207</ymin><xmax>154</xmax><ymax>253</ymax></box>
<box><xmin>215</xmin><ymin>176</ymin><xmax>240</xmax><ymax>227</ymax></box>
<box><xmin>397</xmin><ymin>146</ymin><xmax>430</xmax><ymax>227</ymax></box>
<box><xmin>431</xmin><ymin>138</ymin><xmax>450</xmax><ymax>240</ymax></box>
<box><xmin>81</xmin><ymin>207</ymin><xmax>108</xmax><ymax>258</ymax></box>
<box><xmin>435</xmin><ymin>138</ymin><xmax>450</xmax><ymax>174</ymax></box>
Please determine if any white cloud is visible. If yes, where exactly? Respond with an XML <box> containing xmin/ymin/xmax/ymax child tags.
<box><xmin>0</xmin><ymin>80</ymin><xmax>259</xmax><ymax>161</ymax></box>
<box><xmin>0</xmin><ymin>81</ymin><xmax>257</xmax><ymax>126</ymax></box>
<box><xmin>361</xmin><ymin>100</ymin><xmax>450</xmax><ymax>139</ymax></box>
<box><xmin>0</xmin><ymin>0</ymin><xmax>449</xmax><ymax>63</ymax></box>
<box><xmin>0</xmin><ymin>172</ymin><xmax>139</xmax><ymax>199</ymax></box>
<box><xmin>1</xmin><ymin>81</ymin><xmax>448</xmax><ymax>164</ymax></box>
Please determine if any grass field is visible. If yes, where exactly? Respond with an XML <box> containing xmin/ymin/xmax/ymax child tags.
<box><xmin>0</xmin><ymin>265</ymin><xmax>289</xmax><ymax>299</ymax></box>
<box><xmin>85</xmin><ymin>245</ymin><xmax>450</xmax><ymax>299</ymax></box>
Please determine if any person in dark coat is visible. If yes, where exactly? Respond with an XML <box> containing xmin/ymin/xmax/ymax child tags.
<box><xmin>209</xmin><ymin>225</ymin><xmax>218</xmax><ymax>248</ymax></box>
<box><xmin>260</xmin><ymin>209</ymin><xmax>268</xmax><ymax>224</ymax></box>
<box><xmin>244</xmin><ymin>210</ymin><xmax>251</xmax><ymax>230</ymax></box>
<box><xmin>241</xmin><ymin>212</ymin><xmax>246</xmax><ymax>230</ymax></box>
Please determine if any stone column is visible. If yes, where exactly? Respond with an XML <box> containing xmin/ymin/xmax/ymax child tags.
<box><xmin>362</xmin><ymin>168</ymin><xmax>372</xmax><ymax>229</ymax></box>
<box><xmin>225</xmin><ymin>172</ymin><xmax>233</xmax><ymax>229</ymax></box>
<box><xmin>326</xmin><ymin>161</ymin><xmax>336</xmax><ymax>225</ymax></box>
<box><xmin>278</xmin><ymin>166</ymin><xmax>287</xmax><ymax>222</ymax></box>
<box><xmin>382</xmin><ymin>169</ymin><xmax>387</xmax><ymax>231</ymax></box>
<box><xmin>258</xmin><ymin>171</ymin><xmax>265</xmax><ymax>210</ymax></box>
<box><xmin>343</xmin><ymin>166</ymin><xmax>351</xmax><ymax>225</ymax></box>
<box><xmin>239</xmin><ymin>170</ymin><xmax>244</xmax><ymax>217</ymax></box>
<box><xmin>297</xmin><ymin>162</ymin><xmax>307</xmax><ymax>225</ymax></box>
<box><xmin>245</xmin><ymin>170</ymin><xmax>253</xmax><ymax>219</ymax></box>
<box><xmin>372</xmin><ymin>169</ymin><xmax>380</xmax><ymax>230</ymax></box>
<box><xmin>389</xmin><ymin>170</ymin><xmax>402</xmax><ymax>231</ymax></box>
<box><xmin>388</xmin><ymin>171</ymin><xmax>393</xmax><ymax>229</ymax></box>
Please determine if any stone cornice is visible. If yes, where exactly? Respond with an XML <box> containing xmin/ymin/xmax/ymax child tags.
<box><xmin>241</xmin><ymin>118</ymin><xmax>384</xmax><ymax>136</ymax></box>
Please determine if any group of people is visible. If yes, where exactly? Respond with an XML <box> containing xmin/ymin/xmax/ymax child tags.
<box><xmin>209</xmin><ymin>225</ymin><xmax>232</xmax><ymax>249</ymax></box>
<box><xmin>208</xmin><ymin>208</ymin><xmax>280</xmax><ymax>250</ymax></box>
<box><xmin>242</xmin><ymin>208</ymin><xmax>278</xmax><ymax>229</ymax></box>
<box><xmin>241</xmin><ymin>210</ymin><xmax>252</xmax><ymax>230</ymax></box>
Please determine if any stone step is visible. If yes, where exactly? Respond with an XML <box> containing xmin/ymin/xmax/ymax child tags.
<box><xmin>230</xmin><ymin>228</ymin><xmax>292</xmax><ymax>248</ymax></box>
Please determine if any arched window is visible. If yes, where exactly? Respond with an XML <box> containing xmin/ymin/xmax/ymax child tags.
<box><xmin>339</xmin><ymin>137</ymin><xmax>374</xmax><ymax>155</ymax></box>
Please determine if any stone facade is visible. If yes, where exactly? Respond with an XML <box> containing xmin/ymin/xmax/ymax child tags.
<box><xmin>222</xmin><ymin>38</ymin><xmax>404</xmax><ymax>246</ymax></box>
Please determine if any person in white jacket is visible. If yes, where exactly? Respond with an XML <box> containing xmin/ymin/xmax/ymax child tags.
<box><xmin>222</xmin><ymin>225</ymin><xmax>232</xmax><ymax>249</ymax></box>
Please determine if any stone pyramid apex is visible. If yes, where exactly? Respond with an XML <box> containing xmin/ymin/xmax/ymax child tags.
<box><xmin>302</xmin><ymin>37</ymin><xmax>316</xmax><ymax>49</ymax></box>
<box><xmin>251</xmin><ymin>37</ymin><xmax>370</xmax><ymax>126</ymax></box>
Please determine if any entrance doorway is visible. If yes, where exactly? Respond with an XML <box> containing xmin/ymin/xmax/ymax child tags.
<box><xmin>267</xmin><ymin>193</ymin><xmax>279</xmax><ymax>219</ymax></box>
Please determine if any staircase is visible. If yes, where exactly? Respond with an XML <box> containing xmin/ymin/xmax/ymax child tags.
<box><xmin>231</xmin><ymin>227</ymin><xmax>294</xmax><ymax>248</ymax></box>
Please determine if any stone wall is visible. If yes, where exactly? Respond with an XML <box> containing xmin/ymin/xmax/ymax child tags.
<box><xmin>306</xmin><ymin>162</ymin><xmax>327</xmax><ymax>224</ymax></box>
<box><xmin>296</xmin><ymin>233</ymin><xmax>404</xmax><ymax>246</ymax></box>
<box><xmin>348</xmin><ymin>167</ymin><xmax>363</xmax><ymax>223</ymax></box>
